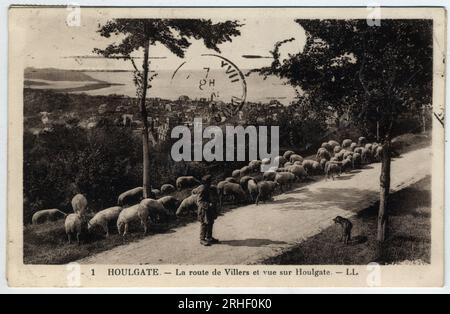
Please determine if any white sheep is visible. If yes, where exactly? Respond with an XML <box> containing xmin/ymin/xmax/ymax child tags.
<box><xmin>287</xmin><ymin>165</ymin><xmax>308</xmax><ymax>180</ymax></box>
<box><xmin>321</xmin><ymin>142</ymin><xmax>332</xmax><ymax>152</ymax></box>
<box><xmin>352</xmin><ymin>152</ymin><xmax>362</xmax><ymax>168</ymax></box>
<box><xmin>289</xmin><ymin>154</ymin><xmax>303</xmax><ymax>164</ymax></box>
<box><xmin>116</xmin><ymin>199</ymin><xmax>168</xmax><ymax>236</ymax></box>
<box><xmin>274</xmin><ymin>156</ymin><xmax>287</xmax><ymax>168</ymax></box>
<box><xmin>302</xmin><ymin>159</ymin><xmax>321</xmax><ymax>175</ymax></box>
<box><xmin>361</xmin><ymin>148</ymin><xmax>372</xmax><ymax>164</ymax></box>
<box><xmin>139</xmin><ymin>198</ymin><xmax>170</xmax><ymax>231</ymax></box>
<box><xmin>71</xmin><ymin>194</ymin><xmax>88</xmax><ymax>217</ymax></box>
<box><xmin>88</xmin><ymin>206</ymin><xmax>122</xmax><ymax>237</ymax></box>
<box><xmin>275</xmin><ymin>172</ymin><xmax>296</xmax><ymax>192</ymax></box>
<box><xmin>175</xmin><ymin>194</ymin><xmax>198</xmax><ymax>217</ymax></box>
<box><xmin>342</xmin><ymin>139</ymin><xmax>352</xmax><ymax>148</ymax></box>
<box><xmin>328</xmin><ymin>140</ymin><xmax>340</xmax><ymax>148</ymax></box>
<box><xmin>370</xmin><ymin>143</ymin><xmax>379</xmax><ymax>156</ymax></box>
<box><xmin>358</xmin><ymin>136</ymin><xmax>367</xmax><ymax>146</ymax></box>
<box><xmin>247</xmin><ymin>178</ymin><xmax>258</xmax><ymax>202</ymax></box>
<box><xmin>65</xmin><ymin>213</ymin><xmax>84</xmax><ymax>245</ymax></box>
<box><xmin>374</xmin><ymin>145</ymin><xmax>383</xmax><ymax>161</ymax></box>
<box><xmin>239</xmin><ymin>176</ymin><xmax>254</xmax><ymax>191</ymax></box>
<box><xmin>316</xmin><ymin>148</ymin><xmax>331</xmax><ymax>161</ymax></box>
<box><xmin>217</xmin><ymin>180</ymin><xmax>227</xmax><ymax>191</ymax></box>
<box><xmin>248</xmin><ymin>160</ymin><xmax>262</xmax><ymax>171</ymax></box>
<box><xmin>311</xmin><ymin>161</ymin><xmax>322</xmax><ymax>174</ymax></box>
<box><xmin>32</xmin><ymin>208</ymin><xmax>66</xmax><ymax>225</ymax></box>
<box><xmin>330</xmin><ymin>156</ymin><xmax>339</xmax><ymax>163</ymax></box>
<box><xmin>240</xmin><ymin>166</ymin><xmax>252</xmax><ymax>177</ymax></box>
<box><xmin>263</xmin><ymin>170</ymin><xmax>277</xmax><ymax>181</ymax></box>
<box><xmin>341</xmin><ymin>157</ymin><xmax>353</xmax><ymax>173</ymax></box>
<box><xmin>343</xmin><ymin>151</ymin><xmax>353</xmax><ymax>159</ymax></box>
<box><xmin>334</xmin><ymin>150</ymin><xmax>345</xmax><ymax>161</ymax></box>
<box><xmin>333</xmin><ymin>145</ymin><xmax>342</xmax><ymax>154</ymax></box>
<box><xmin>232</xmin><ymin>169</ymin><xmax>241</xmax><ymax>178</ymax></box>
<box><xmin>116</xmin><ymin>204</ymin><xmax>140</xmax><ymax>236</ymax></box>
<box><xmin>325</xmin><ymin>162</ymin><xmax>341</xmax><ymax>180</ymax></box>
<box><xmin>319</xmin><ymin>158</ymin><xmax>328</xmax><ymax>171</ymax></box>
<box><xmin>261</xmin><ymin>158</ymin><xmax>271</xmax><ymax>165</ymax></box>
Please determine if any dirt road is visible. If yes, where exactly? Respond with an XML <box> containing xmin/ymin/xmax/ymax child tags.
<box><xmin>79</xmin><ymin>147</ymin><xmax>430</xmax><ymax>265</ymax></box>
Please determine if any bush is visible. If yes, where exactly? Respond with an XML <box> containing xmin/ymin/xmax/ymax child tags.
<box><xmin>23</xmin><ymin>121</ymin><xmax>142</xmax><ymax>224</ymax></box>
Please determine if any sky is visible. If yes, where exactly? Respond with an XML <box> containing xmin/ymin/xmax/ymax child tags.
<box><xmin>21</xmin><ymin>7</ymin><xmax>307</xmax><ymax>72</ymax></box>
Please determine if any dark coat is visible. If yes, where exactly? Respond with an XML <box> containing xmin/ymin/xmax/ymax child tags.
<box><xmin>194</xmin><ymin>184</ymin><xmax>217</xmax><ymax>224</ymax></box>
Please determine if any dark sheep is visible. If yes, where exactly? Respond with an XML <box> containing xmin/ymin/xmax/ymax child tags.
<box><xmin>225</xmin><ymin>177</ymin><xmax>239</xmax><ymax>184</ymax></box>
<box><xmin>158</xmin><ymin>196</ymin><xmax>181</xmax><ymax>215</ymax></box>
<box><xmin>325</xmin><ymin>161</ymin><xmax>341</xmax><ymax>180</ymax></box>
<box><xmin>160</xmin><ymin>184</ymin><xmax>176</xmax><ymax>195</ymax></box>
<box><xmin>176</xmin><ymin>176</ymin><xmax>201</xmax><ymax>190</ymax></box>
<box><xmin>283</xmin><ymin>150</ymin><xmax>295</xmax><ymax>160</ymax></box>
<box><xmin>218</xmin><ymin>182</ymin><xmax>247</xmax><ymax>208</ymax></box>
<box><xmin>316</xmin><ymin>148</ymin><xmax>331</xmax><ymax>161</ymax></box>
<box><xmin>255</xmin><ymin>181</ymin><xmax>279</xmax><ymax>205</ymax></box>
<box><xmin>117</xmin><ymin>187</ymin><xmax>143</xmax><ymax>206</ymax></box>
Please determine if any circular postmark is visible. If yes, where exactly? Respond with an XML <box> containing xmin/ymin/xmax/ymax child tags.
<box><xmin>171</xmin><ymin>54</ymin><xmax>247</xmax><ymax>122</ymax></box>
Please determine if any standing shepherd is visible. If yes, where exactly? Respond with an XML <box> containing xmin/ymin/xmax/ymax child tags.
<box><xmin>192</xmin><ymin>175</ymin><xmax>219</xmax><ymax>246</ymax></box>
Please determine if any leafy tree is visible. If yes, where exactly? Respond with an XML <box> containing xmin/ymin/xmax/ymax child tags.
<box><xmin>94</xmin><ymin>19</ymin><xmax>242</xmax><ymax>198</ymax></box>
<box><xmin>257</xmin><ymin>19</ymin><xmax>432</xmax><ymax>241</ymax></box>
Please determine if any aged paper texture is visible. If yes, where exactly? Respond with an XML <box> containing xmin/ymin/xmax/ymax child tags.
<box><xmin>7</xmin><ymin>6</ymin><xmax>445</xmax><ymax>287</ymax></box>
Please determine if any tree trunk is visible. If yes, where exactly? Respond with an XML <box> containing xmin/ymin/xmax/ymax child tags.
<box><xmin>376</xmin><ymin>105</ymin><xmax>380</xmax><ymax>141</ymax></box>
<box><xmin>376</xmin><ymin>121</ymin><xmax>380</xmax><ymax>142</ymax></box>
<box><xmin>422</xmin><ymin>104</ymin><xmax>426</xmax><ymax>133</ymax></box>
<box><xmin>140</xmin><ymin>38</ymin><xmax>151</xmax><ymax>199</ymax></box>
<box><xmin>377</xmin><ymin>140</ymin><xmax>391</xmax><ymax>241</ymax></box>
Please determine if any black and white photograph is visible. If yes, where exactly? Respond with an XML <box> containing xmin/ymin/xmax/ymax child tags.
<box><xmin>6</xmin><ymin>6</ymin><xmax>445</xmax><ymax>288</ymax></box>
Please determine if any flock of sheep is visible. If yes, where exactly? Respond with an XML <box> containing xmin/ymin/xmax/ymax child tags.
<box><xmin>30</xmin><ymin>136</ymin><xmax>384</xmax><ymax>245</ymax></box>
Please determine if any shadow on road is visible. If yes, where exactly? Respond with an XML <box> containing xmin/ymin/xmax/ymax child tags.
<box><xmin>270</xmin><ymin>187</ymin><xmax>376</xmax><ymax>212</ymax></box>
<box><xmin>333</xmin><ymin>174</ymin><xmax>354</xmax><ymax>181</ymax></box>
<box><xmin>270</xmin><ymin>197</ymin><xmax>302</xmax><ymax>205</ymax></box>
<box><xmin>219</xmin><ymin>238</ymin><xmax>287</xmax><ymax>247</ymax></box>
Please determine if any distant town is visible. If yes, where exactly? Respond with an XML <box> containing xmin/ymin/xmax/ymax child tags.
<box><xmin>24</xmin><ymin>88</ymin><xmax>293</xmax><ymax>146</ymax></box>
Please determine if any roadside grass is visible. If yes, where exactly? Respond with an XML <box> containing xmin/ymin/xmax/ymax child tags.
<box><xmin>24</xmin><ymin>220</ymin><xmax>154</xmax><ymax>264</ymax></box>
<box><xmin>23</xmin><ymin>190</ymin><xmax>243</xmax><ymax>265</ymax></box>
<box><xmin>263</xmin><ymin>175</ymin><xmax>431</xmax><ymax>265</ymax></box>
<box><xmin>23</xmin><ymin>132</ymin><xmax>431</xmax><ymax>264</ymax></box>
<box><xmin>391</xmin><ymin>132</ymin><xmax>431</xmax><ymax>155</ymax></box>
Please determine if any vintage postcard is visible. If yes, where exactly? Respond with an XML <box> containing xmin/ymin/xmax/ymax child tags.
<box><xmin>7</xmin><ymin>6</ymin><xmax>445</xmax><ymax>287</ymax></box>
